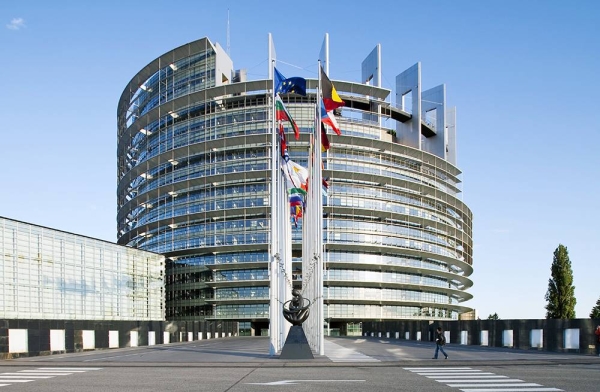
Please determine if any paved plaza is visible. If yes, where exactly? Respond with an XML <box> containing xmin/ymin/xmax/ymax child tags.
<box><xmin>1</xmin><ymin>337</ymin><xmax>599</xmax><ymax>391</ymax></box>
<box><xmin>3</xmin><ymin>336</ymin><xmax>599</xmax><ymax>367</ymax></box>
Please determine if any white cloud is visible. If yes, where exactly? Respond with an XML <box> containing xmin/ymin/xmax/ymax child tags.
<box><xmin>6</xmin><ymin>18</ymin><xmax>25</xmax><ymax>30</ymax></box>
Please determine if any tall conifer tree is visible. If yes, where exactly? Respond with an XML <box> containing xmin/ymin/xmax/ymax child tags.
<box><xmin>544</xmin><ymin>244</ymin><xmax>576</xmax><ymax>319</ymax></box>
<box><xmin>590</xmin><ymin>297</ymin><xmax>600</xmax><ymax>319</ymax></box>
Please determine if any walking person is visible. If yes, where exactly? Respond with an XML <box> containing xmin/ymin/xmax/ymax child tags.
<box><xmin>595</xmin><ymin>325</ymin><xmax>600</xmax><ymax>356</ymax></box>
<box><xmin>432</xmin><ymin>327</ymin><xmax>448</xmax><ymax>359</ymax></box>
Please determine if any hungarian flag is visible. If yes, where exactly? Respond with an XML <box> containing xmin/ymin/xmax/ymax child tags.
<box><xmin>275</xmin><ymin>95</ymin><xmax>300</xmax><ymax>140</ymax></box>
<box><xmin>320</xmin><ymin>65</ymin><xmax>345</xmax><ymax>112</ymax></box>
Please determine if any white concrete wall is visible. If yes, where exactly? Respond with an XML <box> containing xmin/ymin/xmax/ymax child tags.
<box><xmin>82</xmin><ymin>330</ymin><xmax>95</xmax><ymax>350</ymax></box>
<box><xmin>50</xmin><ymin>329</ymin><xmax>65</xmax><ymax>351</ymax></box>
<box><xmin>9</xmin><ymin>329</ymin><xmax>28</xmax><ymax>353</ymax></box>
<box><xmin>109</xmin><ymin>331</ymin><xmax>119</xmax><ymax>348</ymax></box>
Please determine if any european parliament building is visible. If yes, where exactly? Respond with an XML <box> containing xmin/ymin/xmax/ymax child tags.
<box><xmin>116</xmin><ymin>37</ymin><xmax>473</xmax><ymax>336</ymax></box>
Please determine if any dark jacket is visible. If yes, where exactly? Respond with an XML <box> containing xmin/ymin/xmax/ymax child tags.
<box><xmin>435</xmin><ymin>331</ymin><xmax>446</xmax><ymax>346</ymax></box>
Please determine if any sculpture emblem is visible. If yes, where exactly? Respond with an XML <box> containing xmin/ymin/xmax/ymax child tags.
<box><xmin>282</xmin><ymin>289</ymin><xmax>311</xmax><ymax>325</ymax></box>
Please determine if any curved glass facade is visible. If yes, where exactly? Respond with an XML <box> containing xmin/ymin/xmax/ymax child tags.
<box><xmin>117</xmin><ymin>37</ymin><xmax>473</xmax><ymax>330</ymax></box>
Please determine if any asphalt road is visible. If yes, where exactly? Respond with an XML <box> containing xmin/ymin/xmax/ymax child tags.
<box><xmin>0</xmin><ymin>337</ymin><xmax>599</xmax><ymax>391</ymax></box>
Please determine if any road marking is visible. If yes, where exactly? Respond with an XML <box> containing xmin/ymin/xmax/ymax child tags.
<box><xmin>19</xmin><ymin>370</ymin><xmax>74</xmax><ymax>372</ymax></box>
<box><xmin>450</xmin><ymin>383</ymin><xmax>542</xmax><ymax>388</ymax></box>
<box><xmin>406</xmin><ymin>367</ymin><xmax>473</xmax><ymax>370</ymax></box>
<box><xmin>246</xmin><ymin>380</ymin><xmax>366</xmax><ymax>386</ymax></box>
<box><xmin>0</xmin><ymin>367</ymin><xmax>102</xmax><ymax>388</ymax></box>
<box><xmin>458</xmin><ymin>389</ymin><xmax>561</xmax><ymax>392</ymax></box>
<box><xmin>427</xmin><ymin>375</ymin><xmax>509</xmax><ymax>379</ymax></box>
<box><xmin>27</xmin><ymin>351</ymin><xmax>110</xmax><ymax>361</ymax></box>
<box><xmin>324</xmin><ymin>340</ymin><xmax>379</xmax><ymax>362</ymax></box>
<box><xmin>404</xmin><ymin>367</ymin><xmax>563</xmax><ymax>392</ymax></box>
<box><xmin>420</xmin><ymin>372</ymin><xmax>498</xmax><ymax>376</ymax></box>
<box><xmin>415</xmin><ymin>369</ymin><xmax>484</xmax><ymax>372</ymax></box>
<box><xmin>38</xmin><ymin>367</ymin><xmax>102</xmax><ymax>371</ymax></box>
<box><xmin>439</xmin><ymin>379</ymin><xmax>524</xmax><ymax>383</ymax></box>
<box><xmin>18</xmin><ymin>371</ymin><xmax>72</xmax><ymax>375</ymax></box>
<box><xmin>84</xmin><ymin>353</ymin><xmax>140</xmax><ymax>361</ymax></box>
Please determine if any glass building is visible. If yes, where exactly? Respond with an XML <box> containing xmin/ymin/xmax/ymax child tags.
<box><xmin>117</xmin><ymin>37</ymin><xmax>473</xmax><ymax>335</ymax></box>
<box><xmin>0</xmin><ymin>216</ymin><xmax>165</xmax><ymax>321</ymax></box>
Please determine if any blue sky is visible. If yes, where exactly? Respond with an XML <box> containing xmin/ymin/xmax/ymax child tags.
<box><xmin>1</xmin><ymin>1</ymin><xmax>599</xmax><ymax>320</ymax></box>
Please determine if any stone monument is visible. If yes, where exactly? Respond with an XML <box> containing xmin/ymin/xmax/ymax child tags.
<box><xmin>279</xmin><ymin>289</ymin><xmax>314</xmax><ymax>359</ymax></box>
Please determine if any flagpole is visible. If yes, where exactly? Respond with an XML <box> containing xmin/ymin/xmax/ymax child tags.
<box><xmin>269</xmin><ymin>57</ymin><xmax>278</xmax><ymax>356</ymax></box>
<box><xmin>316</xmin><ymin>61</ymin><xmax>324</xmax><ymax>356</ymax></box>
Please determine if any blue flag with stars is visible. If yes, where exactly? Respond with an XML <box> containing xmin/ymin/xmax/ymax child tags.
<box><xmin>274</xmin><ymin>67</ymin><xmax>307</xmax><ymax>96</ymax></box>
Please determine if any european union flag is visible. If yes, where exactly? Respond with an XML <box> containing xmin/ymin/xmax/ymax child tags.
<box><xmin>274</xmin><ymin>67</ymin><xmax>306</xmax><ymax>96</ymax></box>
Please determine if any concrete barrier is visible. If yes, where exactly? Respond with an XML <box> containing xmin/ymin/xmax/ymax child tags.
<box><xmin>363</xmin><ymin>318</ymin><xmax>600</xmax><ymax>355</ymax></box>
<box><xmin>0</xmin><ymin>319</ymin><xmax>237</xmax><ymax>358</ymax></box>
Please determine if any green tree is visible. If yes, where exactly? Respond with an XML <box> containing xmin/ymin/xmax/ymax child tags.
<box><xmin>590</xmin><ymin>297</ymin><xmax>600</xmax><ymax>318</ymax></box>
<box><xmin>487</xmin><ymin>313</ymin><xmax>500</xmax><ymax>320</ymax></box>
<box><xmin>544</xmin><ymin>244</ymin><xmax>576</xmax><ymax>319</ymax></box>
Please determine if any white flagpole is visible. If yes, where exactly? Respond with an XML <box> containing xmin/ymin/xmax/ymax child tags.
<box><xmin>303</xmin><ymin>61</ymin><xmax>325</xmax><ymax>355</ymax></box>
<box><xmin>278</xmin><ymin>148</ymin><xmax>290</xmax><ymax>350</ymax></box>
<box><xmin>269</xmin><ymin>54</ymin><xmax>279</xmax><ymax>356</ymax></box>
<box><xmin>316</xmin><ymin>62</ymin><xmax>324</xmax><ymax>356</ymax></box>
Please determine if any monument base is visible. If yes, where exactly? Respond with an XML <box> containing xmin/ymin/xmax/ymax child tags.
<box><xmin>279</xmin><ymin>325</ymin><xmax>314</xmax><ymax>359</ymax></box>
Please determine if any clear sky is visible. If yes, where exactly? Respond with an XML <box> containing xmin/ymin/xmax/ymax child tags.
<box><xmin>1</xmin><ymin>1</ymin><xmax>599</xmax><ymax>320</ymax></box>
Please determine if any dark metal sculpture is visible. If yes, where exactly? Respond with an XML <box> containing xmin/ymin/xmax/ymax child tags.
<box><xmin>282</xmin><ymin>289</ymin><xmax>311</xmax><ymax>325</ymax></box>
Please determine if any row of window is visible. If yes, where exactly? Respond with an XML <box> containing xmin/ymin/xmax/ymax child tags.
<box><xmin>327</xmin><ymin>218</ymin><xmax>457</xmax><ymax>249</ymax></box>
<box><xmin>207</xmin><ymin>303</ymin><xmax>457</xmax><ymax>320</ymax></box>
<box><xmin>137</xmin><ymin>223</ymin><xmax>269</xmax><ymax>253</ymax></box>
<box><xmin>326</xmin><ymin>304</ymin><xmax>457</xmax><ymax>320</ymax></box>
<box><xmin>1</xmin><ymin>286</ymin><xmax>162</xmax><ymax>319</ymax></box>
<box><xmin>0</xmin><ymin>219</ymin><xmax>165</xmax><ymax>321</ymax></box>
<box><xmin>124</xmin><ymin>51</ymin><xmax>216</xmax><ymax>128</ymax></box>
<box><xmin>139</xmin><ymin>228</ymin><xmax>461</xmax><ymax>261</ymax></box>
<box><xmin>125</xmin><ymin>101</ymin><xmax>321</xmax><ymax>168</ymax></box>
<box><xmin>326</xmin><ymin>287</ymin><xmax>454</xmax><ymax>304</ymax></box>
<box><xmin>138</xmin><ymin>69</ymin><xmax>216</xmax><ymax>117</ymax></box>
<box><xmin>133</xmin><ymin>159</ymin><xmax>269</xmax><ymax>199</ymax></box>
<box><xmin>214</xmin><ymin>269</ymin><xmax>269</xmax><ymax>282</ymax></box>
<box><xmin>126</xmin><ymin>109</ymin><xmax>269</xmax><ymax>167</ymax></box>
<box><xmin>168</xmin><ymin>250</ymin><xmax>451</xmax><ymax>275</ymax></box>
<box><xmin>327</xmin><ymin>251</ymin><xmax>449</xmax><ymax>272</ymax></box>
<box><xmin>166</xmin><ymin>304</ymin><xmax>213</xmax><ymax>318</ymax></box>
<box><xmin>326</xmin><ymin>232</ymin><xmax>461</xmax><ymax>261</ymax></box>
<box><xmin>326</xmin><ymin>269</ymin><xmax>450</xmax><ymax>289</ymax></box>
<box><xmin>170</xmin><ymin>251</ymin><xmax>269</xmax><ymax>266</ymax></box>
<box><xmin>124</xmin><ymin>173</ymin><xmax>268</xmax><ymax>222</ymax></box>
<box><xmin>166</xmin><ymin>268</ymin><xmax>453</xmax><ymax>290</ymax></box>
<box><xmin>130</xmin><ymin>146</ymin><xmax>269</xmax><ymax>192</ymax></box>
<box><xmin>165</xmin><ymin>285</ymin><xmax>455</xmax><ymax>304</ymax></box>
<box><xmin>214</xmin><ymin>287</ymin><xmax>269</xmax><ymax>299</ymax></box>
